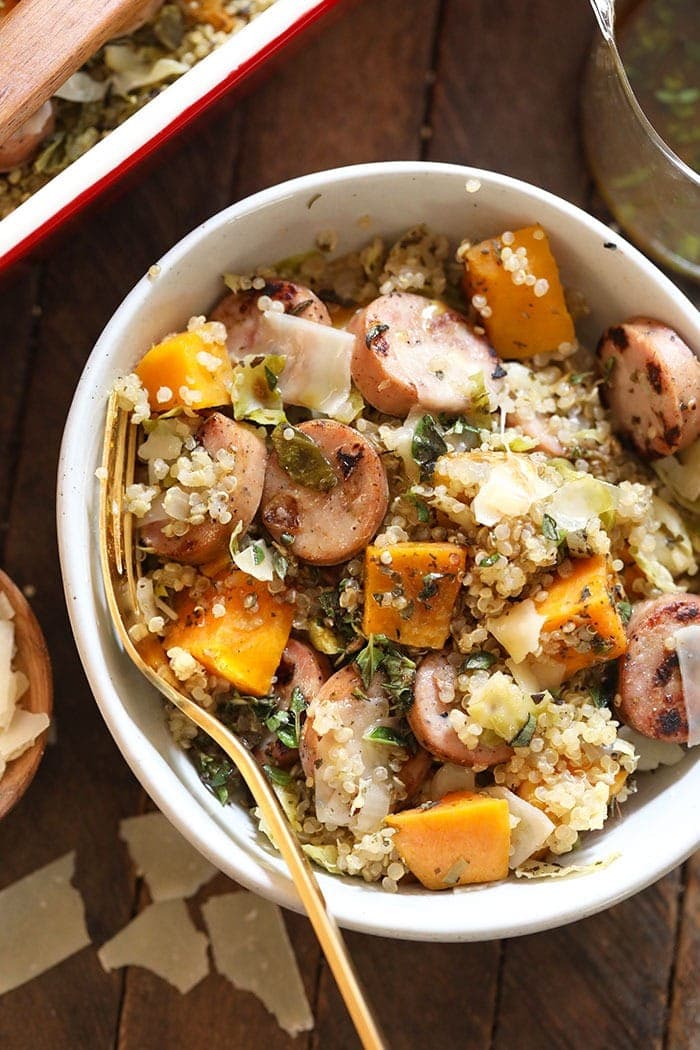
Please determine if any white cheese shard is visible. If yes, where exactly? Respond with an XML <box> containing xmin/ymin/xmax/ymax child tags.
<box><xmin>202</xmin><ymin>892</ymin><xmax>314</xmax><ymax>1036</ymax></box>
<box><xmin>0</xmin><ymin>851</ymin><xmax>90</xmax><ymax>994</ymax></box>
<box><xmin>0</xmin><ymin>618</ymin><xmax>15</xmax><ymax>730</ymax></box>
<box><xmin>484</xmin><ymin>786</ymin><xmax>555</xmax><ymax>868</ymax></box>
<box><xmin>98</xmin><ymin>899</ymin><xmax>209</xmax><ymax>994</ymax></box>
<box><xmin>259</xmin><ymin>310</ymin><xmax>354</xmax><ymax>420</ymax></box>
<box><xmin>674</xmin><ymin>624</ymin><xmax>700</xmax><ymax>747</ymax></box>
<box><xmin>119</xmin><ymin>811</ymin><xmax>217</xmax><ymax>901</ymax></box>
<box><xmin>0</xmin><ymin>707</ymin><xmax>50</xmax><ymax>762</ymax></box>
<box><xmin>472</xmin><ymin>458</ymin><xmax>555</xmax><ymax>527</ymax></box>
<box><xmin>617</xmin><ymin>725</ymin><xmax>684</xmax><ymax>770</ymax></box>
<box><xmin>487</xmin><ymin>599</ymin><xmax>545</xmax><ymax>665</ymax></box>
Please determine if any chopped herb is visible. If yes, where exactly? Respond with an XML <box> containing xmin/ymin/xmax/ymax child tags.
<box><xmin>355</xmin><ymin>634</ymin><xmax>416</xmax><ymax>714</ymax></box>
<box><xmin>263</xmin><ymin>764</ymin><xmax>293</xmax><ymax>787</ymax></box>
<box><xmin>192</xmin><ymin>736</ymin><xmax>241</xmax><ymax>806</ymax></box>
<box><xmin>364</xmin><ymin>725</ymin><xmax>409</xmax><ymax>748</ymax></box>
<box><xmin>418</xmin><ymin>572</ymin><xmax>443</xmax><ymax>602</ymax></box>
<box><xmin>271</xmin><ymin>548</ymin><xmax>288</xmax><ymax>580</ymax></box>
<box><xmin>542</xmin><ymin>513</ymin><xmax>562</xmax><ymax>543</ymax></box>
<box><xmin>365</xmin><ymin>322</ymin><xmax>390</xmax><ymax>348</ymax></box>
<box><xmin>477</xmin><ymin>552</ymin><xmax>501</xmax><ymax>567</ymax></box>
<box><xmin>510</xmin><ymin>713</ymin><xmax>537</xmax><ymax>747</ymax></box>
<box><xmin>264</xmin><ymin>365</ymin><xmax>279</xmax><ymax>390</ymax></box>
<box><xmin>280</xmin><ymin>532</ymin><xmax>295</xmax><ymax>546</ymax></box>
<box><xmin>289</xmin><ymin>298</ymin><xmax>315</xmax><ymax>316</ymax></box>
<box><xmin>462</xmin><ymin>651</ymin><xmax>497</xmax><ymax>671</ymax></box>
<box><xmin>406</xmin><ymin>492</ymin><xmax>430</xmax><ymax>523</ymax></box>
<box><xmin>400</xmin><ymin>600</ymin><xmax>415</xmax><ymax>621</ymax></box>
<box><xmin>252</xmin><ymin>544</ymin><xmax>265</xmax><ymax>566</ymax></box>
<box><xmin>569</xmin><ymin>371</ymin><xmax>593</xmax><ymax>385</ymax></box>
<box><xmin>618</xmin><ymin>600</ymin><xmax>633</xmax><ymax>625</ymax></box>
<box><xmin>411</xmin><ymin>414</ymin><xmax>448</xmax><ymax>479</ymax></box>
<box><xmin>271</xmin><ymin>423</ymin><xmax>338</xmax><ymax>492</ymax></box>
<box><xmin>602</xmin><ymin>356</ymin><xmax>617</xmax><ymax>382</ymax></box>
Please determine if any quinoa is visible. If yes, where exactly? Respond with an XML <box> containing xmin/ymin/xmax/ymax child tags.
<box><xmin>107</xmin><ymin>222</ymin><xmax>698</xmax><ymax>890</ymax></box>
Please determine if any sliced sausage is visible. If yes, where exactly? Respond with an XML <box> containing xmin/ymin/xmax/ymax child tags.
<box><xmin>260</xmin><ymin>419</ymin><xmax>389</xmax><ymax>565</ymax></box>
<box><xmin>616</xmin><ymin>593</ymin><xmax>700</xmax><ymax>743</ymax></box>
<box><xmin>408</xmin><ymin>653</ymin><xmax>513</xmax><ymax>767</ymax></box>
<box><xmin>347</xmin><ymin>291</ymin><xmax>503</xmax><ymax>415</ymax></box>
<box><xmin>597</xmin><ymin>317</ymin><xmax>700</xmax><ymax>457</ymax></box>
<box><xmin>0</xmin><ymin>101</ymin><xmax>54</xmax><ymax>172</ymax></box>
<box><xmin>396</xmin><ymin>747</ymin><xmax>433</xmax><ymax>803</ymax></box>
<box><xmin>253</xmin><ymin>639</ymin><xmax>330</xmax><ymax>770</ymax></box>
<box><xmin>210</xmin><ymin>280</ymin><xmax>331</xmax><ymax>359</ymax></box>
<box><xmin>140</xmin><ymin>412</ymin><xmax>267</xmax><ymax>564</ymax></box>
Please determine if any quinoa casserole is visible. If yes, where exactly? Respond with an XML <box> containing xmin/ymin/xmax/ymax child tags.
<box><xmin>107</xmin><ymin>219</ymin><xmax>700</xmax><ymax>892</ymax></box>
<box><xmin>0</xmin><ymin>0</ymin><xmax>278</xmax><ymax>212</ymax></box>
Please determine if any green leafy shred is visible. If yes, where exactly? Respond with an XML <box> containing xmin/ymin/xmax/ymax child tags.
<box><xmin>271</xmin><ymin>423</ymin><xmax>338</xmax><ymax>491</ymax></box>
<box><xmin>510</xmin><ymin>713</ymin><xmax>537</xmax><ymax>747</ymax></box>
<box><xmin>363</xmin><ymin>725</ymin><xmax>409</xmax><ymax>748</ymax></box>
<box><xmin>418</xmin><ymin>572</ymin><xmax>443</xmax><ymax>602</ymax></box>
<box><xmin>477</xmin><ymin>552</ymin><xmax>501</xmax><ymax>567</ymax></box>
<box><xmin>462</xmin><ymin>650</ymin><xmax>497</xmax><ymax>671</ymax></box>
<box><xmin>355</xmin><ymin>634</ymin><xmax>416</xmax><ymax>714</ymax></box>
<box><xmin>411</xmin><ymin>414</ymin><xmax>448</xmax><ymax>480</ymax></box>
<box><xmin>263</xmin><ymin>764</ymin><xmax>293</xmax><ymax>787</ymax></box>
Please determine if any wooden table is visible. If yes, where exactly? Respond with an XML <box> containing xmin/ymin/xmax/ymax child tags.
<box><xmin>1</xmin><ymin>1</ymin><xmax>698</xmax><ymax>1047</ymax></box>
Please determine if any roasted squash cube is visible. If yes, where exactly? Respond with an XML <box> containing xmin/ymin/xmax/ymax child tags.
<box><xmin>464</xmin><ymin>224</ymin><xmax>575</xmax><ymax>359</ymax></box>
<box><xmin>385</xmin><ymin>790</ymin><xmax>511</xmax><ymax>889</ymax></box>
<box><xmin>165</xmin><ymin>570</ymin><xmax>294</xmax><ymax>696</ymax></box>
<box><xmin>136</xmin><ymin>330</ymin><xmax>233</xmax><ymax>413</ymax></box>
<box><xmin>363</xmin><ymin>542</ymin><xmax>466</xmax><ymax>648</ymax></box>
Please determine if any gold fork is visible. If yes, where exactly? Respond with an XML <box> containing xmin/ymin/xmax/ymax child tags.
<box><xmin>98</xmin><ymin>391</ymin><xmax>387</xmax><ymax>1050</ymax></box>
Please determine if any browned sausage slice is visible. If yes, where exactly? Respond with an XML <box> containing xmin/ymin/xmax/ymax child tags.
<box><xmin>253</xmin><ymin>640</ymin><xmax>330</xmax><ymax>769</ymax></box>
<box><xmin>347</xmin><ymin>291</ymin><xmax>503</xmax><ymax>415</ymax></box>
<box><xmin>597</xmin><ymin>317</ymin><xmax>700</xmax><ymax>457</ymax></box>
<box><xmin>0</xmin><ymin>101</ymin><xmax>54</xmax><ymax>172</ymax></box>
<box><xmin>408</xmin><ymin>653</ymin><xmax>513</xmax><ymax>767</ymax></box>
<box><xmin>616</xmin><ymin>593</ymin><xmax>700</xmax><ymax>743</ymax></box>
<box><xmin>210</xmin><ymin>280</ymin><xmax>331</xmax><ymax>359</ymax></box>
<box><xmin>140</xmin><ymin>412</ymin><xmax>267</xmax><ymax>564</ymax></box>
<box><xmin>260</xmin><ymin>419</ymin><xmax>389</xmax><ymax>565</ymax></box>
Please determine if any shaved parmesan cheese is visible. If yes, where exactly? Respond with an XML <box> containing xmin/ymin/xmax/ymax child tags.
<box><xmin>428</xmin><ymin>763</ymin><xmax>476</xmax><ymax>798</ymax></box>
<box><xmin>675</xmin><ymin>624</ymin><xmax>700</xmax><ymax>747</ymax></box>
<box><xmin>98</xmin><ymin>899</ymin><xmax>209</xmax><ymax>994</ymax></box>
<box><xmin>259</xmin><ymin>311</ymin><xmax>354</xmax><ymax>419</ymax></box>
<box><xmin>617</xmin><ymin>726</ymin><xmax>684</xmax><ymax>770</ymax></box>
<box><xmin>487</xmin><ymin>599</ymin><xmax>545</xmax><ymax>665</ymax></box>
<box><xmin>0</xmin><ymin>619</ymin><xmax>15</xmax><ymax>730</ymax></box>
<box><xmin>119</xmin><ymin>812</ymin><xmax>217</xmax><ymax>901</ymax></box>
<box><xmin>203</xmin><ymin>892</ymin><xmax>314</xmax><ymax>1036</ymax></box>
<box><xmin>506</xmin><ymin>655</ymin><xmax>565</xmax><ymax>694</ymax></box>
<box><xmin>484</xmin><ymin>786</ymin><xmax>554</xmax><ymax>868</ymax></box>
<box><xmin>0</xmin><ymin>852</ymin><xmax>90</xmax><ymax>994</ymax></box>
<box><xmin>0</xmin><ymin>707</ymin><xmax>50</xmax><ymax>762</ymax></box>
<box><xmin>472</xmin><ymin>458</ymin><xmax>555</xmax><ymax>527</ymax></box>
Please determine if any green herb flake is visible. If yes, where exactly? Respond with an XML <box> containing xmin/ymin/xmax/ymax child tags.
<box><xmin>462</xmin><ymin>651</ymin><xmax>497</xmax><ymax>671</ymax></box>
<box><xmin>364</xmin><ymin>725</ymin><xmax>409</xmax><ymax>748</ymax></box>
<box><xmin>252</xmin><ymin>544</ymin><xmax>265</xmax><ymax>566</ymax></box>
<box><xmin>569</xmin><ymin>371</ymin><xmax>593</xmax><ymax>385</ymax></box>
<box><xmin>602</xmin><ymin>356</ymin><xmax>617</xmax><ymax>383</ymax></box>
<box><xmin>411</xmin><ymin>414</ymin><xmax>448</xmax><ymax>480</ymax></box>
<box><xmin>418</xmin><ymin>572</ymin><xmax>443</xmax><ymax>602</ymax></box>
<box><xmin>618</xmin><ymin>600</ymin><xmax>633</xmax><ymax>625</ymax></box>
<box><xmin>271</xmin><ymin>423</ymin><xmax>338</xmax><ymax>492</ymax></box>
<box><xmin>477</xmin><ymin>552</ymin><xmax>501</xmax><ymax>568</ymax></box>
<box><xmin>542</xmin><ymin>513</ymin><xmax>562</xmax><ymax>543</ymax></box>
<box><xmin>263</xmin><ymin>764</ymin><xmax>293</xmax><ymax>787</ymax></box>
<box><xmin>510</xmin><ymin>713</ymin><xmax>537</xmax><ymax>748</ymax></box>
<box><xmin>264</xmin><ymin>364</ymin><xmax>279</xmax><ymax>390</ymax></box>
<box><xmin>355</xmin><ymin>634</ymin><xmax>416</xmax><ymax>714</ymax></box>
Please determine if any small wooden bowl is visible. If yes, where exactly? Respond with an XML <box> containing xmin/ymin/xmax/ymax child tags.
<box><xmin>0</xmin><ymin>570</ymin><xmax>53</xmax><ymax>819</ymax></box>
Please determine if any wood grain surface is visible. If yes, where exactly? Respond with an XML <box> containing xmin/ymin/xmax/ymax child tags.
<box><xmin>0</xmin><ymin>1</ymin><xmax>698</xmax><ymax>1048</ymax></box>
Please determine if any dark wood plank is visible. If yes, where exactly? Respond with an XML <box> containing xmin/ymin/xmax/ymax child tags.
<box><xmin>667</xmin><ymin>854</ymin><xmax>700</xmax><ymax>1050</ymax></box>
<box><xmin>313</xmin><ymin>932</ymin><xmax>500</xmax><ymax>1050</ymax></box>
<box><xmin>427</xmin><ymin>0</ymin><xmax>595</xmax><ymax>205</ymax></box>
<box><xmin>493</xmin><ymin>871</ymin><xmax>681</xmax><ymax>1050</ymax></box>
<box><xmin>232</xmin><ymin>0</ymin><xmax>441</xmax><ymax>199</ymax></box>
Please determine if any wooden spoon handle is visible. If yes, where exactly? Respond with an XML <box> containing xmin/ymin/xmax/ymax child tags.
<box><xmin>0</xmin><ymin>0</ymin><xmax>147</xmax><ymax>142</ymax></box>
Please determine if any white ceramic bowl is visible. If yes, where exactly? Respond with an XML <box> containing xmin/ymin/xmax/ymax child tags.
<box><xmin>58</xmin><ymin>162</ymin><xmax>700</xmax><ymax>941</ymax></box>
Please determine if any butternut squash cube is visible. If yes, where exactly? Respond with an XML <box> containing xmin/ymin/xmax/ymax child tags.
<box><xmin>136</xmin><ymin>330</ymin><xmax>233</xmax><ymax>413</ymax></box>
<box><xmin>385</xmin><ymin>790</ymin><xmax>510</xmax><ymax>889</ymax></box>
<box><xmin>363</xmin><ymin>542</ymin><xmax>466</xmax><ymax>648</ymax></box>
<box><xmin>538</xmin><ymin>554</ymin><xmax>627</xmax><ymax>675</ymax></box>
<box><xmin>464</xmin><ymin>224</ymin><xmax>575</xmax><ymax>359</ymax></box>
<box><xmin>165</xmin><ymin>570</ymin><xmax>294</xmax><ymax>696</ymax></box>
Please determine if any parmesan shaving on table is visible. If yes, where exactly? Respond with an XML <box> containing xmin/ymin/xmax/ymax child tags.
<box><xmin>202</xmin><ymin>892</ymin><xmax>314</xmax><ymax>1036</ymax></box>
<box><xmin>0</xmin><ymin>591</ymin><xmax>49</xmax><ymax>767</ymax></box>
<box><xmin>119</xmin><ymin>811</ymin><xmax>217</xmax><ymax>900</ymax></box>
<box><xmin>0</xmin><ymin>852</ymin><xmax>90</xmax><ymax>995</ymax></box>
<box><xmin>98</xmin><ymin>899</ymin><xmax>209</xmax><ymax>994</ymax></box>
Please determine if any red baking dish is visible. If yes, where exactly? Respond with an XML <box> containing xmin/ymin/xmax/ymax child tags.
<box><xmin>0</xmin><ymin>0</ymin><xmax>343</xmax><ymax>273</ymax></box>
